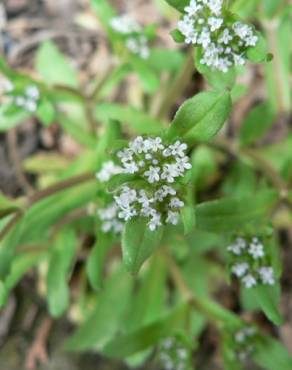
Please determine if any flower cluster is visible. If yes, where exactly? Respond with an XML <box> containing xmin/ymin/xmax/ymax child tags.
<box><xmin>97</xmin><ymin>202</ymin><xmax>124</xmax><ymax>234</ymax></box>
<box><xmin>110</xmin><ymin>14</ymin><xmax>150</xmax><ymax>59</ymax></box>
<box><xmin>177</xmin><ymin>0</ymin><xmax>258</xmax><ymax>72</ymax></box>
<box><xmin>158</xmin><ymin>337</ymin><xmax>191</xmax><ymax>370</ymax></box>
<box><xmin>113</xmin><ymin>136</ymin><xmax>192</xmax><ymax>231</ymax></box>
<box><xmin>14</xmin><ymin>85</ymin><xmax>40</xmax><ymax>113</ymax></box>
<box><xmin>233</xmin><ymin>326</ymin><xmax>257</xmax><ymax>362</ymax></box>
<box><xmin>227</xmin><ymin>237</ymin><xmax>276</xmax><ymax>289</ymax></box>
<box><xmin>0</xmin><ymin>76</ymin><xmax>14</xmax><ymax>94</ymax></box>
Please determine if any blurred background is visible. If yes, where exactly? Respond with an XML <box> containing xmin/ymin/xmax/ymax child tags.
<box><xmin>0</xmin><ymin>0</ymin><xmax>292</xmax><ymax>369</ymax></box>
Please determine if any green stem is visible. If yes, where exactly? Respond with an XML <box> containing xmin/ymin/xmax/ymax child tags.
<box><xmin>154</xmin><ymin>48</ymin><xmax>194</xmax><ymax>120</ymax></box>
<box><xmin>162</xmin><ymin>249</ymin><xmax>242</xmax><ymax>327</ymax></box>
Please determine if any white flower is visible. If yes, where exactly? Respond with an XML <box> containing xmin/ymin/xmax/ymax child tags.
<box><xmin>110</xmin><ymin>14</ymin><xmax>140</xmax><ymax>34</ymax></box>
<box><xmin>231</xmin><ymin>262</ymin><xmax>249</xmax><ymax>278</ymax></box>
<box><xmin>144</xmin><ymin>166</ymin><xmax>160</xmax><ymax>183</ymax></box>
<box><xmin>208</xmin><ymin>17</ymin><xmax>223</xmax><ymax>32</ymax></box>
<box><xmin>227</xmin><ymin>237</ymin><xmax>247</xmax><ymax>255</ymax></box>
<box><xmin>118</xmin><ymin>148</ymin><xmax>134</xmax><ymax>163</ymax></box>
<box><xmin>25</xmin><ymin>85</ymin><xmax>40</xmax><ymax>100</ymax></box>
<box><xmin>123</xmin><ymin>161</ymin><xmax>139</xmax><ymax>174</ymax></box>
<box><xmin>114</xmin><ymin>186</ymin><xmax>137</xmax><ymax>208</ymax></box>
<box><xmin>206</xmin><ymin>0</ymin><xmax>223</xmax><ymax>16</ymax></box>
<box><xmin>97</xmin><ymin>203</ymin><xmax>124</xmax><ymax>234</ymax></box>
<box><xmin>24</xmin><ymin>100</ymin><xmax>37</xmax><ymax>112</ymax></box>
<box><xmin>169</xmin><ymin>141</ymin><xmax>188</xmax><ymax>157</ymax></box>
<box><xmin>118</xmin><ymin>206</ymin><xmax>137</xmax><ymax>221</ymax></box>
<box><xmin>169</xmin><ymin>197</ymin><xmax>184</xmax><ymax>208</ymax></box>
<box><xmin>15</xmin><ymin>96</ymin><xmax>26</xmax><ymax>107</ymax></box>
<box><xmin>197</xmin><ymin>27</ymin><xmax>211</xmax><ymax>48</ymax></box>
<box><xmin>233</xmin><ymin>53</ymin><xmax>246</xmax><ymax>66</ymax></box>
<box><xmin>137</xmin><ymin>190</ymin><xmax>153</xmax><ymax>207</ymax></box>
<box><xmin>248</xmin><ymin>240</ymin><xmax>264</xmax><ymax>259</ymax></box>
<box><xmin>148</xmin><ymin>212</ymin><xmax>162</xmax><ymax>230</ymax></box>
<box><xmin>161</xmin><ymin>164</ymin><xmax>179</xmax><ymax>183</ymax></box>
<box><xmin>185</xmin><ymin>0</ymin><xmax>202</xmax><ymax>16</ymax></box>
<box><xmin>242</xmin><ymin>274</ymin><xmax>257</xmax><ymax>289</ymax></box>
<box><xmin>258</xmin><ymin>267</ymin><xmax>275</xmax><ymax>285</ymax></box>
<box><xmin>96</xmin><ymin>161</ymin><xmax>122</xmax><ymax>182</ymax></box>
<box><xmin>218</xmin><ymin>28</ymin><xmax>233</xmax><ymax>44</ymax></box>
<box><xmin>166</xmin><ymin>211</ymin><xmax>180</xmax><ymax>225</ymax></box>
<box><xmin>176</xmin><ymin>156</ymin><xmax>192</xmax><ymax>172</ymax></box>
<box><xmin>0</xmin><ymin>77</ymin><xmax>14</xmax><ymax>92</ymax></box>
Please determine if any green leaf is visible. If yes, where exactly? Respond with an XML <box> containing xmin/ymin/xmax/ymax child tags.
<box><xmin>246</xmin><ymin>32</ymin><xmax>267</xmax><ymax>63</ymax></box>
<box><xmin>65</xmin><ymin>267</ymin><xmax>133</xmax><ymax>351</ymax></box>
<box><xmin>130</xmin><ymin>57</ymin><xmax>159</xmax><ymax>93</ymax></box>
<box><xmin>239</xmin><ymin>102</ymin><xmax>276</xmax><ymax>145</ymax></box>
<box><xmin>86</xmin><ymin>234</ymin><xmax>112</xmax><ymax>290</ymax></box>
<box><xmin>0</xmin><ymin>193</ymin><xmax>21</xmax><ymax>219</ymax></box>
<box><xmin>245</xmin><ymin>284</ymin><xmax>283</xmax><ymax>325</ymax></box>
<box><xmin>36</xmin><ymin>41</ymin><xmax>78</xmax><ymax>87</ymax></box>
<box><xmin>168</xmin><ymin>90</ymin><xmax>232</xmax><ymax>141</ymax></box>
<box><xmin>254</xmin><ymin>335</ymin><xmax>292</xmax><ymax>370</ymax></box>
<box><xmin>0</xmin><ymin>251</ymin><xmax>46</xmax><ymax>307</ymax></box>
<box><xmin>46</xmin><ymin>228</ymin><xmax>76</xmax><ymax>317</ymax></box>
<box><xmin>0</xmin><ymin>104</ymin><xmax>30</xmax><ymax>132</ymax></box>
<box><xmin>147</xmin><ymin>49</ymin><xmax>184</xmax><ymax>72</ymax></box>
<box><xmin>125</xmin><ymin>255</ymin><xmax>167</xmax><ymax>332</ymax></box>
<box><xmin>102</xmin><ymin>303</ymin><xmax>189</xmax><ymax>358</ymax></box>
<box><xmin>122</xmin><ymin>218</ymin><xmax>163</xmax><ymax>274</ymax></box>
<box><xmin>37</xmin><ymin>98</ymin><xmax>55</xmax><ymax>126</ymax></box>
<box><xmin>95</xmin><ymin>103</ymin><xmax>164</xmax><ymax>134</ymax></box>
<box><xmin>91</xmin><ymin>0</ymin><xmax>115</xmax><ymax>25</ymax></box>
<box><xmin>0</xmin><ymin>218</ymin><xmax>25</xmax><ymax>280</ymax></box>
<box><xmin>196</xmin><ymin>190</ymin><xmax>278</xmax><ymax>233</ymax></box>
<box><xmin>164</xmin><ymin>0</ymin><xmax>189</xmax><ymax>12</ymax></box>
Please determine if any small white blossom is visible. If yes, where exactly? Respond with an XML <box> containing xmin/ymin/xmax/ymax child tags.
<box><xmin>258</xmin><ymin>267</ymin><xmax>275</xmax><ymax>285</ymax></box>
<box><xmin>169</xmin><ymin>197</ymin><xmax>184</xmax><ymax>208</ymax></box>
<box><xmin>96</xmin><ymin>161</ymin><xmax>122</xmax><ymax>182</ymax></box>
<box><xmin>248</xmin><ymin>240</ymin><xmax>264</xmax><ymax>259</ymax></box>
<box><xmin>110</xmin><ymin>14</ymin><xmax>140</xmax><ymax>34</ymax></box>
<box><xmin>97</xmin><ymin>203</ymin><xmax>124</xmax><ymax>234</ymax></box>
<box><xmin>0</xmin><ymin>76</ymin><xmax>14</xmax><ymax>92</ymax></box>
<box><xmin>110</xmin><ymin>15</ymin><xmax>150</xmax><ymax>59</ymax></box>
<box><xmin>242</xmin><ymin>274</ymin><xmax>257</xmax><ymax>289</ymax></box>
<box><xmin>231</xmin><ymin>262</ymin><xmax>249</xmax><ymax>278</ymax></box>
<box><xmin>25</xmin><ymin>85</ymin><xmax>40</xmax><ymax>100</ymax></box>
<box><xmin>148</xmin><ymin>212</ymin><xmax>162</xmax><ymax>231</ymax></box>
<box><xmin>227</xmin><ymin>237</ymin><xmax>247</xmax><ymax>255</ymax></box>
<box><xmin>144</xmin><ymin>166</ymin><xmax>160</xmax><ymax>183</ymax></box>
<box><xmin>208</xmin><ymin>17</ymin><xmax>223</xmax><ymax>32</ymax></box>
<box><xmin>166</xmin><ymin>211</ymin><xmax>180</xmax><ymax>225</ymax></box>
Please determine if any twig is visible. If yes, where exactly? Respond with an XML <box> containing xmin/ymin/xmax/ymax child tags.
<box><xmin>7</xmin><ymin>128</ymin><xmax>34</xmax><ymax>194</ymax></box>
<box><xmin>28</xmin><ymin>172</ymin><xmax>94</xmax><ymax>206</ymax></box>
<box><xmin>0</xmin><ymin>172</ymin><xmax>95</xmax><ymax>242</ymax></box>
<box><xmin>25</xmin><ymin>317</ymin><xmax>53</xmax><ymax>370</ymax></box>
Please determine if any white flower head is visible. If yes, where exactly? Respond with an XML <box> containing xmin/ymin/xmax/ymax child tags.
<box><xmin>231</xmin><ymin>262</ymin><xmax>249</xmax><ymax>278</ymax></box>
<box><xmin>242</xmin><ymin>274</ymin><xmax>257</xmax><ymax>289</ymax></box>
<box><xmin>258</xmin><ymin>267</ymin><xmax>275</xmax><ymax>285</ymax></box>
<box><xmin>112</xmin><ymin>136</ymin><xmax>191</xmax><ymax>231</ymax></box>
<box><xmin>248</xmin><ymin>240</ymin><xmax>265</xmax><ymax>259</ymax></box>
<box><xmin>177</xmin><ymin>0</ymin><xmax>258</xmax><ymax>72</ymax></box>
